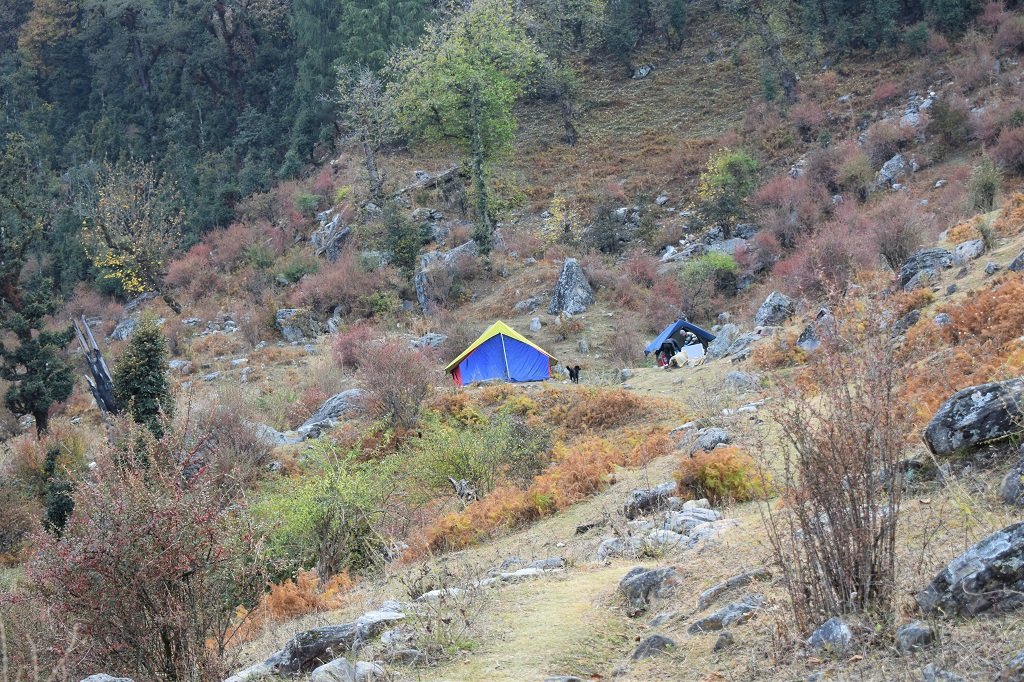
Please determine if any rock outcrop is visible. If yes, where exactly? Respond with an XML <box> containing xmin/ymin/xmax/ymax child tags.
<box><xmin>619</xmin><ymin>566</ymin><xmax>680</xmax><ymax>616</ymax></box>
<box><xmin>623</xmin><ymin>481</ymin><xmax>676</xmax><ymax>520</ymax></box>
<box><xmin>898</xmin><ymin>248</ymin><xmax>953</xmax><ymax>289</ymax></box>
<box><xmin>1000</xmin><ymin>453</ymin><xmax>1024</xmax><ymax>506</ymax></box>
<box><xmin>687</xmin><ymin>594</ymin><xmax>764</xmax><ymax>634</ymax></box>
<box><xmin>631</xmin><ymin>634</ymin><xmax>676</xmax><ymax>659</ymax></box>
<box><xmin>275</xmin><ymin>308</ymin><xmax>321</xmax><ymax>343</ymax></box>
<box><xmin>923</xmin><ymin>379</ymin><xmax>1024</xmax><ymax>455</ymax></box>
<box><xmin>297</xmin><ymin>389</ymin><xmax>366</xmax><ymax>440</ymax></box>
<box><xmin>916</xmin><ymin>521</ymin><xmax>1024</xmax><ymax>617</ymax></box>
<box><xmin>548</xmin><ymin>258</ymin><xmax>595</xmax><ymax>315</ymax></box>
<box><xmin>273</xmin><ymin>607</ymin><xmax>405</xmax><ymax>674</ymax></box>
<box><xmin>754</xmin><ymin>291</ymin><xmax>794</xmax><ymax>326</ymax></box>
<box><xmin>414</xmin><ymin>240</ymin><xmax>479</xmax><ymax>313</ymax></box>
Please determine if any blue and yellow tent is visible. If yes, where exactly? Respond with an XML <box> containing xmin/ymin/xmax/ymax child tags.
<box><xmin>444</xmin><ymin>321</ymin><xmax>557</xmax><ymax>386</ymax></box>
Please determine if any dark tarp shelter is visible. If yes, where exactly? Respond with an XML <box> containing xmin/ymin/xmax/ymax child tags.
<box><xmin>644</xmin><ymin>319</ymin><xmax>717</xmax><ymax>357</ymax></box>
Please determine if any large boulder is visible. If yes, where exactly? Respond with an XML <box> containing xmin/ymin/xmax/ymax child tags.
<box><xmin>548</xmin><ymin>258</ymin><xmax>595</xmax><ymax>315</ymax></box>
<box><xmin>414</xmin><ymin>240</ymin><xmax>479</xmax><ymax>313</ymax></box>
<box><xmin>275</xmin><ymin>308</ymin><xmax>321</xmax><ymax>343</ymax></box>
<box><xmin>952</xmin><ymin>239</ymin><xmax>985</xmax><ymax>265</ymax></box>
<box><xmin>898</xmin><ymin>248</ymin><xmax>953</xmax><ymax>289</ymax></box>
<box><xmin>274</xmin><ymin>608</ymin><xmax>405</xmax><ymax>674</ymax></box>
<box><xmin>754</xmin><ymin>291</ymin><xmax>795</xmax><ymax>326</ymax></box>
<box><xmin>297</xmin><ymin>389</ymin><xmax>367</xmax><ymax>440</ymax></box>
<box><xmin>876</xmin><ymin>153</ymin><xmax>917</xmax><ymax>188</ymax></box>
<box><xmin>618</xmin><ymin>566</ymin><xmax>680</xmax><ymax>616</ymax></box>
<box><xmin>706</xmin><ymin>324</ymin><xmax>739</xmax><ymax>360</ymax></box>
<box><xmin>623</xmin><ymin>481</ymin><xmax>676</xmax><ymax>520</ymax></box>
<box><xmin>923</xmin><ymin>379</ymin><xmax>1024</xmax><ymax>455</ymax></box>
<box><xmin>916</xmin><ymin>521</ymin><xmax>1024</xmax><ymax>617</ymax></box>
<box><xmin>311</xmin><ymin>210</ymin><xmax>351</xmax><ymax>262</ymax></box>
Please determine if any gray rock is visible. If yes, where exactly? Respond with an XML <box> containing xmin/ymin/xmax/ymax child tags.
<box><xmin>905</xmin><ymin>268</ymin><xmax>938</xmax><ymax>291</ymax></box>
<box><xmin>311</xmin><ymin>212</ymin><xmax>351</xmax><ymax>262</ymax></box>
<box><xmin>893</xmin><ymin>309</ymin><xmax>921</xmax><ymax>336</ymax></box>
<box><xmin>1000</xmin><ymin>456</ymin><xmax>1024</xmax><ymax>506</ymax></box>
<box><xmin>577</xmin><ymin>337</ymin><xmax>590</xmax><ymax>353</ymax></box>
<box><xmin>986</xmin><ymin>261</ymin><xmax>1003</xmax><ymax>276</ymax></box>
<box><xmin>921</xmin><ymin>664</ymin><xmax>967</xmax><ymax>682</ymax></box>
<box><xmin>807</xmin><ymin>617</ymin><xmax>853</xmax><ymax>655</ymax></box>
<box><xmin>310</xmin><ymin>658</ymin><xmax>356</xmax><ymax>682</ymax></box>
<box><xmin>619</xmin><ymin>368</ymin><xmax>634</xmax><ymax>383</ymax></box>
<box><xmin>695</xmin><ymin>427</ymin><xmax>730</xmax><ymax>453</ymax></box>
<box><xmin>619</xmin><ymin>566</ymin><xmax>680</xmax><ymax>616</ymax></box>
<box><xmin>713</xmin><ymin>631</ymin><xmax>735</xmax><ymax>652</ymax></box>
<box><xmin>513</xmin><ymin>295</ymin><xmax>543</xmax><ymax>313</ymax></box>
<box><xmin>623</xmin><ymin>481</ymin><xmax>677</xmax><ymax>520</ymax></box>
<box><xmin>529</xmin><ymin>316</ymin><xmax>542</xmax><ymax>332</ymax></box>
<box><xmin>631</xmin><ymin>63</ymin><xmax>654</xmax><ymax>79</ymax></box>
<box><xmin>631</xmin><ymin>634</ymin><xmax>676</xmax><ymax>659</ymax></box>
<box><xmin>896</xmin><ymin>620</ymin><xmax>935</xmax><ymax>653</ymax></box>
<box><xmin>275</xmin><ymin>308</ymin><xmax>321</xmax><ymax>343</ymax></box>
<box><xmin>274</xmin><ymin>609</ymin><xmax>405</xmax><ymax>673</ymax></box>
<box><xmin>1010</xmin><ymin>250</ymin><xmax>1024</xmax><ymax>273</ymax></box>
<box><xmin>415</xmin><ymin>240</ymin><xmax>479</xmax><ymax>313</ymax></box>
<box><xmin>953</xmin><ymin>239</ymin><xmax>985</xmax><ymax>265</ymax></box>
<box><xmin>80</xmin><ymin>676</ymin><xmax>134</xmax><ymax>682</ymax></box>
<box><xmin>696</xmin><ymin>568</ymin><xmax>772</xmax><ymax>611</ymax></box>
<box><xmin>706</xmin><ymin>324</ymin><xmax>739</xmax><ymax>360</ymax></box>
<box><xmin>548</xmin><ymin>258</ymin><xmax>595</xmax><ymax>316</ymax></box>
<box><xmin>923</xmin><ymin>379</ymin><xmax>1024</xmax><ymax>455</ymax></box>
<box><xmin>297</xmin><ymin>389</ymin><xmax>367</xmax><ymax>440</ymax></box>
<box><xmin>203</xmin><ymin>371</ymin><xmax>221</xmax><ymax>382</ymax></box>
<box><xmin>998</xmin><ymin>651</ymin><xmax>1024</xmax><ymax>681</ymax></box>
<box><xmin>946</xmin><ymin>284</ymin><xmax>958</xmax><ymax>295</ymax></box>
<box><xmin>723</xmin><ymin>372</ymin><xmax>760</xmax><ymax>393</ymax></box>
<box><xmin>544</xmin><ymin>677</ymin><xmax>583</xmax><ymax>682</ymax></box>
<box><xmin>661</xmin><ymin>508</ymin><xmax>722</xmax><ymax>534</ymax></box>
<box><xmin>707</xmin><ymin>237</ymin><xmax>748</xmax><ymax>256</ymax></box>
<box><xmin>387</xmin><ymin>649</ymin><xmax>424</xmax><ymax>665</ymax></box>
<box><xmin>755</xmin><ymin>291</ymin><xmax>795</xmax><ymax>326</ymax></box>
<box><xmin>222</xmin><ymin>661</ymin><xmax>273</xmax><ymax>682</ymax></box>
<box><xmin>655</xmin><ymin>195</ymin><xmax>669</xmax><ymax>206</ymax></box>
<box><xmin>687</xmin><ymin>594</ymin><xmax>764</xmax><ymax>634</ymax></box>
<box><xmin>251</xmin><ymin>422</ymin><xmax>302</xmax><ymax>447</ymax></box>
<box><xmin>876</xmin><ymin>153</ymin><xmax>917</xmax><ymax>187</ymax></box>
<box><xmin>596</xmin><ymin>537</ymin><xmax>642</xmax><ymax>561</ymax></box>
<box><xmin>933</xmin><ymin>313</ymin><xmax>951</xmax><ymax>327</ymax></box>
<box><xmin>111</xmin><ymin>316</ymin><xmax>139</xmax><ymax>341</ymax></box>
<box><xmin>526</xmin><ymin>557</ymin><xmax>566</xmax><ymax>570</ymax></box>
<box><xmin>410</xmin><ymin>333</ymin><xmax>447</xmax><ymax>349</ymax></box>
<box><xmin>735</xmin><ymin>223</ymin><xmax>759</xmax><ymax>239</ymax></box>
<box><xmin>899</xmin><ymin>248</ymin><xmax>953</xmax><ymax>288</ymax></box>
<box><xmin>168</xmin><ymin>359</ymin><xmax>193</xmax><ymax>375</ymax></box>
<box><xmin>916</xmin><ymin>521</ymin><xmax>1024</xmax><ymax>617</ymax></box>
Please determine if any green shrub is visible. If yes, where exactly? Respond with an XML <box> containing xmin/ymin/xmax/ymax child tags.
<box><xmin>676</xmin><ymin>446</ymin><xmax>769</xmax><ymax>505</ymax></box>
<box><xmin>277</xmin><ymin>249</ymin><xmax>320</xmax><ymax>283</ymax></box>
<box><xmin>113</xmin><ymin>314</ymin><xmax>173</xmax><ymax>438</ymax></box>
<box><xmin>967</xmin><ymin>156</ymin><xmax>1000</xmax><ymax>213</ymax></box>
<box><xmin>680</xmin><ymin>252</ymin><xmax>739</xmax><ymax>295</ymax></box>
<box><xmin>696</xmin><ymin>149</ymin><xmax>759</xmax><ymax>233</ymax></box>
<box><xmin>904</xmin><ymin>21</ymin><xmax>930</xmax><ymax>53</ymax></box>
<box><xmin>294</xmin><ymin>191</ymin><xmax>320</xmax><ymax>217</ymax></box>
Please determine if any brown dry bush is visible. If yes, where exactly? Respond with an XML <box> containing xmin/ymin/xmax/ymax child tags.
<box><xmin>993</xmin><ymin>192</ymin><xmax>1024</xmax><ymax>235</ymax></box>
<box><xmin>864</xmin><ymin>120</ymin><xmax>915</xmax><ymax>167</ymax></box>
<box><xmin>993</xmin><ymin>125</ymin><xmax>1024</xmax><ymax>174</ymax></box>
<box><xmin>358</xmin><ymin>341</ymin><xmax>436</xmax><ymax>429</ymax></box>
<box><xmin>762</xmin><ymin>312</ymin><xmax>913</xmax><ymax>633</ymax></box>
<box><xmin>537</xmin><ymin>386</ymin><xmax>645</xmax><ymax>431</ymax></box>
<box><xmin>870</xmin><ymin>194</ymin><xmax>929</xmax><ymax>271</ymax></box>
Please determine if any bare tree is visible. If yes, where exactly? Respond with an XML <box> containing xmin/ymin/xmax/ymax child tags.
<box><xmin>335</xmin><ymin>67</ymin><xmax>397</xmax><ymax>203</ymax></box>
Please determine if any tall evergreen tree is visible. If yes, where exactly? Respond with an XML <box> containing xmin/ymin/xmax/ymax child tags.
<box><xmin>113</xmin><ymin>314</ymin><xmax>173</xmax><ymax>438</ymax></box>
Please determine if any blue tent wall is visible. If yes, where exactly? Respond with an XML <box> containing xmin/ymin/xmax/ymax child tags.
<box><xmin>644</xmin><ymin>319</ymin><xmax>717</xmax><ymax>356</ymax></box>
<box><xmin>457</xmin><ymin>334</ymin><xmax>551</xmax><ymax>384</ymax></box>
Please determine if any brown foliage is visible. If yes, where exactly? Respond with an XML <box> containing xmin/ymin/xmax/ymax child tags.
<box><xmin>358</xmin><ymin>341</ymin><xmax>435</xmax><ymax>429</ymax></box>
<box><xmin>993</xmin><ymin>192</ymin><xmax>1024</xmax><ymax>235</ymax></box>
<box><xmin>993</xmin><ymin>126</ymin><xmax>1024</xmax><ymax>174</ymax></box>
<box><xmin>676</xmin><ymin>446</ymin><xmax>768</xmax><ymax>505</ymax></box>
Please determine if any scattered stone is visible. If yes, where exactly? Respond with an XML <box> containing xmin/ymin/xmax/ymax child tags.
<box><xmin>310</xmin><ymin>211</ymin><xmax>351</xmax><ymax>262</ymax></box>
<box><xmin>694</xmin><ymin>427</ymin><xmax>730</xmax><ymax>453</ymax></box>
<box><xmin>933</xmin><ymin>313</ymin><xmax>951</xmax><ymax>327</ymax></box>
<box><xmin>953</xmin><ymin>239</ymin><xmax>985</xmax><ymax>265</ymax></box>
<box><xmin>687</xmin><ymin>594</ymin><xmax>764</xmax><ymax>634</ymax></box>
<box><xmin>623</xmin><ymin>481</ymin><xmax>677</xmax><ymax>520</ymax></box>
<box><xmin>999</xmin><ymin>455</ymin><xmax>1024</xmax><ymax>506</ymax></box>
<box><xmin>577</xmin><ymin>337</ymin><xmax>590</xmax><ymax>353</ymax></box>
<box><xmin>251</xmin><ymin>422</ymin><xmax>302</xmax><ymax>447</ymax></box>
<box><xmin>410</xmin><ymin>333</ymin><xmax>447</xmax><ymax>350</ymax></box>
<box><xmin>80</xmin><ymin>676</ymin><xmax>134</xmax><ymax>682</ymax></box>
<box><xmin>896</xmin><ymin>620</ymin><xmax>935</xmax><ymax>653</ymax></box>
<box><xmin>923</xmin><ymin>378</ymin><xmax>1024</xmax><ymax>455</ymax></box>
<box><xmin>655</xmin><ymin>195</ymin><xmax>669</xmax><ymax>206</ymax></box>
<box><xmin>945</xmin><ymin>284</ymin><xmax>958</xmax><ymax>295</ymax></box>
<box><xmin>297</xmin><ymin>389</ymin><xmax>367</xmax><ymax>440</ymax></box>
<box><xmin>997</xmin><ymin>651</ymin><xmax>1024</xmax><ymax>681</ymax></box>
<box><xmin>275</xmin><ymin>308</ymin><xmax>321</xmax><ymax>343</ymax></box>
<box><xmin>899</xmin><ymin>248</ymin><xmax>953</xmax><ymax>289</ymax></box>
<box><xmin>696</xmin><ymin>568</ymin><xmax>772</xmax><ymax>611</ymax></box>
<box><xmin>807</xmin><ymin>617</ymin><xmax>853</xmax><ymax>655</ymax></box>
<box><xmin>530</xmin><ymin>317</ymin><xmax>542</xmax><ymax>332</ymax></box>
<box><xmin>548</xmin><ymin>258</ymin><xmax>595</xmax><ymax>316</ymax></box>
<box><xmin>713</xmin><ymin>631</ymin><xmax>735</xmax><ymax>652</ymax></box>
<box><xmin>1009</xmin><ymin>250</ymin><xmax>1024</xmax><ymax>272</ymax></box>
<box><xmin>387</xmin><ymin>649</ymin><xmax>424</xmax><ymax>665</ymax></box>
<box><xmin>544</xmin><ymin>677</ymin><xmax>583</xmax><ymax>682</ymax></box>
<box><xmin>876</xmin><ymin>153</ymin><xmax>917</xmax><ymax>188</ymax></box>
<box><xmin>754</xmin><ymin>291</ymin><xmax>795</xmax><ymax>326</ymax></box>
<box><xmin>917</xmin><ymin>521</ymin><xmax>1024</xmax><ymax>616</ymax></box>
<box><xmin>922</xmin><ymin>664</ymin><xmax>967</xmax><ymax>682</ymax></box>
<box><xmin>631</xmin><ymin>634</ymin><xmax>676</xmax><ymax>659</ymax></box>
<box><xmin>892</xmin><ymin>309</ymin><xmax>921</xmax><ymax>335</ymax></box>
<box><xmin>203</xmin><ymin>371</ymin><xmax>220</xmax><ymax>382</ymax></box>
<box><xmin>513</xmin><ymin>295</ymin><xmax>544</xmax><ymax>313</ymax></box>
<box><xmin>526</xmin><ymin>557</ymin><xmax>566</xmax><ymax>570</ymax></box>
<box><xmin>619</xmin><ymin>368</ymin><xmax>634</xmax><ymax>383</ymax></box>
<box><xmin>631</xmin><ymin>63</ymin><xmax>654</xmax><ymax>79</ymax></box>
<box><xmin>111</xmin><ymin>316</ymin><xmax>139</xmax><ymax>341</ymax></box>
<box><xmin>619</xmin><ymin>566</ymin><xmax>680</xmax><ymax>616</ymax></box>
<box><xmin>723</xmin><ymin>371</ymin><xmax>761</xmax><ymax>392</ymax></box>
<box><xmin>986</xmin><ymin>261</ymin><xmax>1003</xmax><ymax>276</ymax></box>
<box><xmin>310</xmin><ymin>658</ymin><xmax>356</xmax><ymax>682</ymax></box>
<box><xmin>222</xmin><ymin>661</ymin><xmax>274</xmax><ymax>682</ymax></box>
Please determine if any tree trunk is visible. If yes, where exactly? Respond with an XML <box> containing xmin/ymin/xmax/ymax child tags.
<box><xmin>561</xmin><ymin>95</ymin><xmax>578</xmax><ymax>146</ymax></box>
<box><xmin>362</xmin><ymin>136</ymin><xmax>383</xmax><ymax>203</ymax></box>
<box><xmin>159</xmin><ymin>289</ymin><xmax>182</xmax><ymax>315</ymax></box>
<box><xmin>34</xmin><ymin>409</ymin><xmax>48</xmax><ymax>437</ymax></box>
<box><xmin>469</xmin><ymin>86</ymin><xmax>492</xmax><ymax>254</ymax></box>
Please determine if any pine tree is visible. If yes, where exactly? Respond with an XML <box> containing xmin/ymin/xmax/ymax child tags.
<box><xmin>113</xmin><ymin>314</ymin><xmax>173</xmax><ymax>438</ymax></box>
<box><xmin>0</xmin><ymin>276</ymin><xmax>74</xmax><ymax>435</ymax></box>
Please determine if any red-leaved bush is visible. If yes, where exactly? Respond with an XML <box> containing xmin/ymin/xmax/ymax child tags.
<box><xmin>27</xmin><ymin>430</ymin><xmax>266</xmax><ymax>681</ymax></box>
<box><xmin>358</xmin><ymin>341</ymin><xmax>436</xmax><ymax>429</ymax></box>
<box><xmin>993</xmin><ymin>126</ymin><xmax>1024</xmax><ymax>174</ymax></box>
<box><xmin>333</xmin><ymin>323</ymin><xmax>380</xmax><ymax>370</ymax></box>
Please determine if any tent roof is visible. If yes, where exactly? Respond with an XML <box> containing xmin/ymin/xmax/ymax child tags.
<box><xmin>444</xmin><ymin>321</ymin><xmax>556</xmax><ymax>373</ymax></box>
<box><xmin>644</xmin><ymin>319</ymin><xmax>717</xmax><ymax>356</ymax></box>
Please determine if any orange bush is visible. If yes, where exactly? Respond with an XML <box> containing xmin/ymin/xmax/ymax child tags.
<box><xmin>751</xmin><ymin>330</ymin><xmax>807</xmax><ymax>370</ymax></box>
<box><xmin>890</xmin><ymin>288</ymin><xmax>934</xmax><ymax>317</ymax></box>
<box><xmin>228</xmin><ymin>570</ymin><xmax>354</xmax><ymax>644</ymax></box>
<box><xmin>539</xmin><ymin>387</ymin><xmax>645</xmax><ymax>431</ymax></box>
<box><xmin>676</xmin><ymin>446</ymin><xmax>769</xmax><ymax>505</ymax></box>
<box><xmin>946</xmin><ymin>219</ymin><xmax>981</xmax><ymax>243</ymax></box>
<box><xmin>994</xmin><ymin>192</ymin><xmax>1024</xmax><ymax>236</ymax></box>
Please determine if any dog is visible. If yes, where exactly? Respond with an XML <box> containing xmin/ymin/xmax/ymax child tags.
<box><xmin>567</xmin><ymin>365</ymin><xmax>581</xmax><ymax>384</ymax></box>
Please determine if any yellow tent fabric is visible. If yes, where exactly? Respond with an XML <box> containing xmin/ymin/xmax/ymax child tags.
<box><xmin>443</xmin><ymin>320</ymin><xmax>556</xmax><ymax>374</ymax></box>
